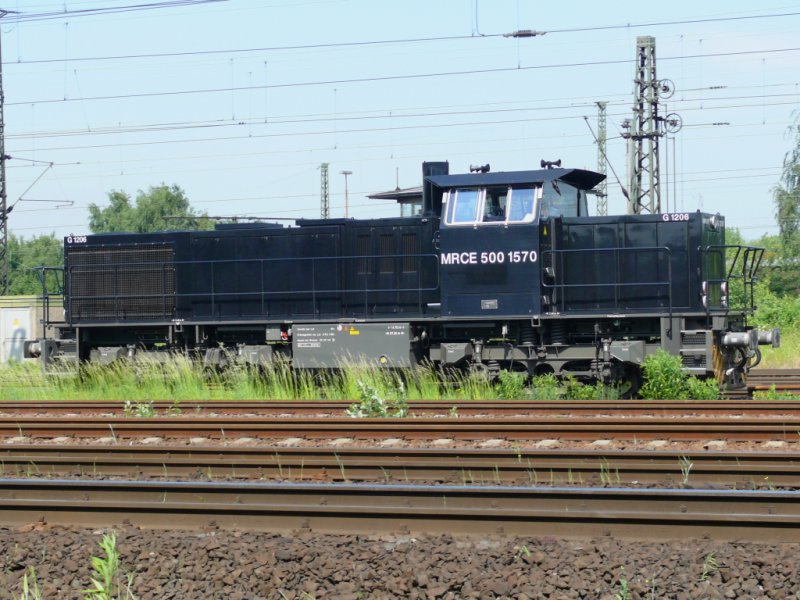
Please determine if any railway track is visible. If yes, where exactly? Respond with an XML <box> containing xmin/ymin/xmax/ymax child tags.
<box><xmin>747</xmin><ymin>368</ymin><xmax>800</xmax><ymax>396</ymax></box>
<box><xmin>4</xmin><ymin>399</ymin><xmax>800</xmax><ymax>416</ymax></box>
<box><xmin>2</xmin><ymin>415</ymin><xmax>800</xmax><ymax>441</ymax></box>
<box><xmin>1</xmin><ymin>445</ymin><xmax>799</xmax><ymax>487</ymax></box>
<box><xmin>0</xmin><ymin>478</ymin><xmax>798</xmax><ymax>541</ymax></box>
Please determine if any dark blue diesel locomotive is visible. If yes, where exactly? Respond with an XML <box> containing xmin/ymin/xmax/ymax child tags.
<box><xmin>28</xmin><ymin>162</ymin><xmax>777</xmax><ymax>392</ymax></box>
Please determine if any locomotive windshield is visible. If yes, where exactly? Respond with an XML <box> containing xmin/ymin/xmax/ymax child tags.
<box><xmin>443</xmin><ymin>185</ymin><xmax>540</xmax><ymax>226</ymax></box>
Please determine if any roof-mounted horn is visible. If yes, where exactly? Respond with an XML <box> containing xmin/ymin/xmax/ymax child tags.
<box><xmin>540</xmin><ymin>159</ymin><xmax>562</xmax><ymax>170</ymax></box>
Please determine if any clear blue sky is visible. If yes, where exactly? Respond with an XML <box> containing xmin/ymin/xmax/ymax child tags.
<box><xmin>3</xmin><ymin>0</ymin><xmax>799</xmax><ymax>240</ymax></box>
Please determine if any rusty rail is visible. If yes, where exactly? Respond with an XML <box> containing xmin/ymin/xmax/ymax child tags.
<box><xmin>3</xmin><ymin>415</ymin><xmax>800</xmax><ymax>441</ymax></box>
<box><xmin>4</xmin><ymin>399</ymin><xmax>800</xmax><ymax>415</ymax></box>
<box><xmin>2</xmin><ymin>445</ymin><xmax>800</xmax><ymax>487</ymax></box>
<box><xmin>1</xmin><ymin>478</ymin><xmax>799</xmax><ymax>541</ymax></box>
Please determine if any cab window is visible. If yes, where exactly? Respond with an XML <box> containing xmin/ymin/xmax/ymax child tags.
<box><xmin>444</xmin><ymin>186</ymin><xmax>540</xmax><ymax>226</ymax></box>
<box><xmin>445</xmin><ymin>189</ymin><xmax>481</xmax><ymax>224</ymax></box>
<box><xmin>540</xmin><ymin>182</ymin><xmax>581</xmax><ymax>219</ymax></box>
<box><xmin>482</xmin><ymin>189</ymin><xmax>508</xmax><ymax>222</ymax></box>
<box><xmin>507</xmin><ymin>187</ymin><xmax>537</xmax><ymax>223</ymax></box>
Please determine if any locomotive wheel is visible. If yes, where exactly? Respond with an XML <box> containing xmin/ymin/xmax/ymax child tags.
<box><xmin>202</xmin><ymin>366</ymin><xmax>217</xmax><ymax>383</ymax></box>
<box><xmin>468</xmin><ymin>362</ymin><xmax>490</xmax><ymax>379</ymax></box>
<box><xmin>615</xmin><ymin>364</ymin><xmax>642</xmax><ymax>399</ymax></box>
<box><xmin>468</xmin><ymin>361</ymin><xmax>502</xmax><ymax>382</ymax></box>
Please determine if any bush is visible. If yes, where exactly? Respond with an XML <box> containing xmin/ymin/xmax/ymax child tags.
<box><xmin>685</xmin><ymin>375</ymin><xmax>721</xmax><ymax>400</ymax></box>
<box><xmin>564</xmin><ymin>377</ymin><xmax>620</xmax><ymax>400</ymax></box>
<box><xmin>640</xmin><ymin>349</ymin><xmax>720</xmax><ymax>400</ymax></box>
<box><xmin>751</xmin><ymin>280</ymin><xmax>800</xmax><ymax>332</ymax></box>
<box><xmin>528</xmin><ymin>373</ymin><xmax>562</xmax><ymax>400</ymax></box>
<box><xmin>497</xmin><ymin>370</ymin><xmax>526</xmax><ymax>400</ymax></box>
<box><xmin>640</xmin><ymin>350</ymin><xmax>688</xmax><ymax>399</ymax></box>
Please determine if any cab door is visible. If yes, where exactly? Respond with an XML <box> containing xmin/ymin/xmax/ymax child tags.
<box><xmin>439</xmin><ymin>187</ymin><xmax>542</xmax><ymax>318</ymax></box>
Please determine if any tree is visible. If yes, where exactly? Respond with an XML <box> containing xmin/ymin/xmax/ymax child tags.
<box><xmin>766</xmin><ymin>115</ymin><xmax>800</xmax><ymax>296</ymax></box>
<box><xmin>775</xmin><ymin>117</ymin><xmax>800</xmax><ymax>253</ymax></box>
<box><xmin>7</xmin><ymin>233</ymin><xmax>64</xmax><ymax>295</ymax></box>
<box><xmin>88</xmin><ymin>184</ymin><xmax>212</xmax><ymax>234</ymax></box>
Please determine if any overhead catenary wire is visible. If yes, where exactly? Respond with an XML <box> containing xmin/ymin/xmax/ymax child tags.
<box><xmin>5</xmin><ymin>10</ymin><xmax>799</xmax><ymax>64</ymax></box>
<box><xmin>6</xmin><ymin>91</ymin><xmax>799</xmax><ymax>143</ymax></box>
<box><xmin>5</xmin><ymin>97</ymin><xmax>796</xmax><ymax>158</ymax></box>
<box><xmin>7</xmin><ymin>46</ymin><xmax>800</xmax><ymax>108</ymax></box>
<box><xmin>1</xmin><ymin>0</ymin><xmax>226</xmax><ymax>24</ymax></box>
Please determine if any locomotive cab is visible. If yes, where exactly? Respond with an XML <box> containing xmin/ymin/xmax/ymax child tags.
<box><xmin>428</xmin><ymin>168</ymin><xmax>601</xmax><ymax>318</ymax></box>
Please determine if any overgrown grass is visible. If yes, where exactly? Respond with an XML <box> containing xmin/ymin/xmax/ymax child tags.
<box><xmin>0</xmin><ymin>359</ymin><xmax>621</xmax><ymax>402</ymax></box>
<box><xmin>7</xmin><ymin>343</ymin><xmax>767</xmax><ymax>401</ymax></box>
<box><xmin>0</xmin><ymin>359</ymin><xmax>474</xmax><ymax>401</ymax></box>
<box><xmin>750</xmin><ymin>280</ymin><xmax>800</xmax><ymax>368</ymax></box>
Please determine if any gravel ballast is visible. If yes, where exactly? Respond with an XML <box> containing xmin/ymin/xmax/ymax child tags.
<box><xmin>0</xmin><ymin>526</ymin><xmax>797</xmax><ymax>599</ymax></box>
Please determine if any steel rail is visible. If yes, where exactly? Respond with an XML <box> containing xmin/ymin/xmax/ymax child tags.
<box><xmin>2</xmin><ymin>416</ymin><xmax>800</xmax><ymax>441</ymax></box>
<box><xmin>1</xmin><ymin>478</ymin><xmax>799</xmax><ymax>541</ymax></box>
<box><xmin>2</xmin><ymin>445</ymin><xmax>800</xmax><ymax>487</ymax></box>
<box><xmin>748</xmin><ymin>369</ymin><xmax>800</xmax><ymax>395</ymax></box>
<box><xmin>4</xmin><ymin>399</ymin><xmax>800</xmax><ymax>415</ymax></box>
<box><xmin>712</xmin><ymin>369</ymin><xmax>800</xmax><ymax>399</ymax></box>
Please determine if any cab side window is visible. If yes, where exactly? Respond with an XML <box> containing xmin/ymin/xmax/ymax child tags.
<box><xmin>445</xmin><ymin>189</ymin><xmax>481</xmax><ymax>224</ymax></box>
<box><xmin>540</xmin><ymin>182</ymin><xmax>578</xmax><ymax>219</ymax></box>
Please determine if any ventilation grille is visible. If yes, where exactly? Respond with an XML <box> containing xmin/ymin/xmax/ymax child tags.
<box><xmin>68</xmin><ymin>244</ymin><xmax>175</xmax><ymax>320</ymax></box>
<box><xmin>681</xmin><ymin>332</ymin><xmax>707</xmax><ymax>347</ymax></box>
<box><xmin>402</xmin><ymin>233</ymin><xmax>419</xmax><ymax>273</ymax></box>
<box><xmin>356</xmin><ymin>236</ymin><xmax>370</xmax><ymax>275</ymax></box>
<box><xmin>379</xmin><ymin>235</ymin><xmax>394</xmax><ymax>274</ymax></box>
<box><xmin>681</xmin><ymin>354</ymin><xmax>707</xmax><ymax>369</ymax></box>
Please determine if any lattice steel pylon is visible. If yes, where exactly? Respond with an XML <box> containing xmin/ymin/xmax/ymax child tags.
<box><xmin>622</xmin><ymin>35</ymin><xmax>686</xmax><ymax>216</ymax></box>
<box><xmin>319</xmin><ymin>162</ymin><xmax>330</xmax><ymax>219</ymax></box>
<box><xmin>626</xmin><ymin>36</ymin><xmax>661</xmax><ymax>215</ymax></box>
<box><xmin>595</xmin><ymin>101</ymin><xmax>608</xmax><ymax>216</ymax></box>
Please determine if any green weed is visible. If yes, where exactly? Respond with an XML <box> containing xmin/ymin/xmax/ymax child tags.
<box><xmin>754</xmin><ymin>384</ymin><xmax>800</xmax><ymax>400</ymax></box>
<box><xmin>679</xmin><ymin>456</ymin><xmax>694</xmax><ymax>485</ymax></box>
<box><xmin>514</xmin><ymin>545</ymin><xmax>532</xmax><ymax>562</ymax></box>
<box><xmin>13</xmin><ymin>566</ymin><xmax>42</xmax><ymax>600</ymax></box>
<box><xmin>346</xmin><ymin>379</ymin><xmax>409</xmax><ymax>418</ymax></box>
<box><xmin>84</xmin><ymin>532</ymin><xmax>137</xmax><ymax>600</ymax></box>
<box><xmin>699</xmin><ymin>551</ymin><xmax>719</xmax><ymax>582</ymax></box>
<box><xmin>122</xmin><ymin>400</ymin><xmax>155</xmax><ymax>418</ymax></box>
<box><xmin>614</xmin><ymin>567</ymin><xmax>631</xmax><ymax>600</ymax></box>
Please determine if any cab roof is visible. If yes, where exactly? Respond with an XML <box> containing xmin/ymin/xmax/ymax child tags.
<box><xmin>425</xmin><ymin>167</ymin><xmax>605</xmax><ymax>191</ymax></box>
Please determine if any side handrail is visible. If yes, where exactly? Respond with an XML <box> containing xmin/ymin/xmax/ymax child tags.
<box><xmin>30</xmin><ymin>266</ymin><xmax>65</xmax><ymax>333</ymax></box>
<box><xmin>702</xmin><ymin>244</ymin><xmax>764</xmax><ymax>314</ymax></box>
<box><xmin>541</xmin><ymin>246</ymin><xmax>674</xmax><ymax>320</ymax></box>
